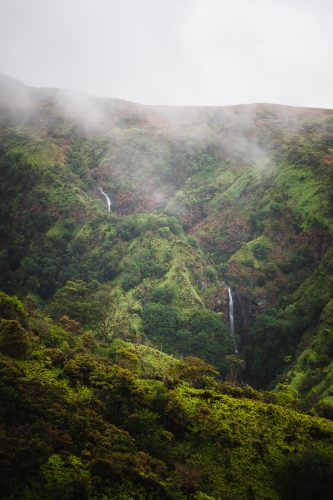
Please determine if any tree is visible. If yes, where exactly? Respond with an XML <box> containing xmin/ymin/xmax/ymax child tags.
<box><xmin>59</xmin><ymin>315</ymin><xmax>81</xmax><ymax>334</ymax></box>
<box><xmin>0</xmin><ymin>319</ymin><xmax>29</xmax><ymax>358</ymax></box>
<box><xmin>0</xmin><ymin>291</ymin><xmax>27</xmax><ymax>326</ymax></box>
<box><xmin>41</xmin><ymin>454</ymin><xmax>92</xmax><ymax>500</ymax></box>
<box><xmin>224</xmin><ymin>354</ymin><xmax>246</xmax><ymax>384</ymax></box>
<box><xmin>174</xmin><ymin>356</ymin><xmax>219</xmax><ymax>388</ymax></box>
<box><xmin>49</xmin><ymin>280</ymin><xmax>112</xmax><ymax>327</ymax></box>
<box><xmin>275</xmin><ymin>450</ymin><xmax>333</xmax><ymax>500</ymax></box>
<box><xmin>142</xmin><ymin>303</ymin><xmax>179</xmax><ymax>347</ymax></box>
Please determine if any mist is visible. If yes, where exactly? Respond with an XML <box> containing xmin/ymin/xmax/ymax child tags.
<box><xmin>0</xmin><ymin>67</ymin><xmax>331</xmax><ymax>221</ymax></box>
<box><xmin>0</xmin><ymin>0</ymin><xmax>332</xmax><ymax>108</ymax></box>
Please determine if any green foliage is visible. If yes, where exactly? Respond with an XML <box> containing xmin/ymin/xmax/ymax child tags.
<box><xmin>0</xmin><ymin>292</ymin><xmax>332</xmax><ymax>499</ymax></box>
<box><xmin>205</xmin><ymin>265</ymin><xmax>218</xmax><ymax>283</ymax></box>
<box><xmin>158</xmin><ymin>226</ymin><xmax>171</xmax><ymax>239</ymax></box>
<box><xmin>1</xmin><ymin>81</ymin><xmax>333</xmax><ymax>497</ymax></box>
<box><xmin>142</xmin><ymin>302</ymin><xmax>180</xmax><ymax>345</ymax></box>
<box><xmin>0</xmin><ymin>319</ymin><xmax>29</xmax><ymax>358</ymax></box>
<box><xmin>173</xmin><ymin>356</ymin><xmax>219</xmax><ymax>388</ymax></box>
<box><xmin>130</xmin><ymin>343</ymin><xmax>177</xmax><ymax>379</ymax></box>
<box><xmin>229</xmin><ymin>235</ymin><xmax>272</xmax><ymax>269</ymax></box>
<box><xmin>277</xmin><ymin>294</ymin><xmax>333</xmax><ymax>408</ymax></box>
<box><xmin>225</xmin><ymin>354</ymin><xmax>246</xmax><ymax>384</ymax></box>
<box><xmin>252</xmin><ymin>241</ymin><xmax>270</xmax><ymax>259</ymax></box>
<box><xmin>275</xmin><ymin>160</ymin><xmax>333</xmax><ymax>233</ymax></box>
<box><xmin>151</xmin><ymin>284</ymin><xmax>176</xmax><ymax>304</ymax></box>
<box><xmin>274</xmin><ymin>449</ymin><xmax>333</xmax><ymax>500</ymax></box>
<box><xmin>121</xmin><ymin>272</ymin><xmax>141</xmax><ymax>291</ymax></box>
<box><xmin>41</xmin><ymin>454</ymin><xmax>92</xmax><ymax>499</ymax></box>
<box><xmin>142</xmin><ymin>304</ymin><xmax>233</xmax><ymax>370</ymax></box>
<box><xmin>49</xmin><ymin>279</ymin><xmax>112</xmax><ymax>327</ymax></box>
<box><xmin>115</xmin><ymin>346</ymin><xmax>140</xmax><ymax>372</ymax></box>
<box><xmin>0</xmin><ymin>291</ymin><xmax>27</xmax><ymax>325</ymax></box>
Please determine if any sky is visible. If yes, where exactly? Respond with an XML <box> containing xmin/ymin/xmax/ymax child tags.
<box><xmin>0</xmin><ymin>0</ymin><xmax>332</xmax><ymax>108</ymax></box>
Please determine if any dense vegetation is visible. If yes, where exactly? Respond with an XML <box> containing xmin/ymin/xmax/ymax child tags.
<box><xmin>0</xmin><ymin>73</ymin><xmax>332</xmax><ymax>497</ymax></box>
<box><xmin>1</xmin><ymin>291</ymin><xmax>332</xmax><ymax>499</ymax></box>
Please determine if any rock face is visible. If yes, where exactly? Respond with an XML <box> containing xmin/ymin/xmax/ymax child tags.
<box><xmin>233</xmin><ymin>292</ymin><xmax>261</xmax><ymax>344</ymax></box>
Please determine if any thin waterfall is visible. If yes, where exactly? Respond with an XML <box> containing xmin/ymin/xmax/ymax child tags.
<box><xmin>99</xmin><ymin>186</ymin><xmax>111</xmax><ymax>212</ymax></box>
<box><xmin>228</xmin><ymin>287</ymin><xmax>238</xmax><ymax>354</ymax></box>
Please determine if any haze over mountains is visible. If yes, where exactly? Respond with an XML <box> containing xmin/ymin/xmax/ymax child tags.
<box><xmin>0</xmin><ymin>73</ymin><xmax>332</xmax><ymax>498</ymax></box>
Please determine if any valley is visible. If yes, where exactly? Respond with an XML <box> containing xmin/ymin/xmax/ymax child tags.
<box><xmin>0</xmin><ymin>73</ymin><xmax>332</xmax><ymax>498</ymax></box>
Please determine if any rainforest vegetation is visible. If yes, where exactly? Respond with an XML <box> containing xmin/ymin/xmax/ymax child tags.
<box><xmin>0</xmin><ymin>73</ymin><xmax>332</xmax><ymax>498</ymax></box>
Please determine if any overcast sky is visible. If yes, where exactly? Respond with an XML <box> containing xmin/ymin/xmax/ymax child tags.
<box><xmin>0</xmin><ymin>0</ymin><xmax>332</xmax><ymax>107</ymax></box>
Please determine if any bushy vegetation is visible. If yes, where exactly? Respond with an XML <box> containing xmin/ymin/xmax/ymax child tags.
<box><xmin>0</xmin><ymin>292</ymin><xmax>332</xmax><ymax>499</ymax></box>
<box><xmin>1</xmin><ymin>77</ymin><xmax>333</xmax><ymax>496</ymax></box>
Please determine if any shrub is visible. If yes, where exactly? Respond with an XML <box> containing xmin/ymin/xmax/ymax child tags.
<box><xmin>173</xmin><ymin>356</ymin><xmax>219</xmax><ymax>388</ymax></box>
<box><xmin>206</xmin><ymin>266</ymin><xmax>218</xmax><ymax>283</ymax></box>
<box><xmin>188</xmin><ymin>236</ymin><xmax>199</xmax><ymax>248</ymax></box>
<box><xmin>275</xmin><ymin>450</ymin><xmax>333</xmax><ymax>500</ymax></box>
<box><xmin>151</xmin><ymin>285</ymin><xmax>175</xmax><ymax>304</ymax></box>
<box><xmin>115</xmin><ymin>348</ymin><xmax>140</xmax><ymax>372</ymax></box>
<box><xmin>0</xmin><ymin>319</ymin><xmax>29</xmax><ymax>358</ymax></box>
<box><xmin>0</xmin><ymin>292</ymin><xmax>27</xmax><ymax>326</ymax></box>
<box><xmin>41</xmin><ymin>454</ymin><xmax>92</xmax><ymax>500</ymax></box>
<box><xmin>263</xmin><ymin>262</ymin><xmax>277</xmax><ymax>280</ymax></box>
<box><xmin>142</xmin><ymin>303</ymin><xmax>179</xmax><ymax>344</ymax></box>
<box><xmin>252</xmin><ymin>242</ymin><xmax>270</xmax><ymax>260</ymax></box>
<box><xmin>158</xmin><ymin>226</ymin><xmax>171</xmax><ymax>239</ymax></box>
<box><xmin>121</xmin><ymin>273</ymin><xmax>141</xmax><ymax>291</ymax></box>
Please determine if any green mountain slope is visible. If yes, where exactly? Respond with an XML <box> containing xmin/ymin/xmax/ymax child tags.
<box><xmin>0</xmin><ymin>74</ymin><xmax>332</xmax><ymax>413</ymax></box>
<box><xmin>0</xmin><ymin>291</ymin><xmax>332</xmax><ymax>499</ymax></box>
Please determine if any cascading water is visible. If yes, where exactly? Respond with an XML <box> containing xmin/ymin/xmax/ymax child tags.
<box><xmin>99</xmin><ymin>186</ymin><xmax>111</xmax><ymax>212</ymax></box>
<box><xmin>227</xmin><ymin>287</ymin><xmax>238</xmax><ymax>354</ymax></box>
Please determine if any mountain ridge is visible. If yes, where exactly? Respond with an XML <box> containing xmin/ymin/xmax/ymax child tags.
<box><xmin>1</xmin><ymin>71</ymin><xmax>333</xmax><ymax>112</ymax></box>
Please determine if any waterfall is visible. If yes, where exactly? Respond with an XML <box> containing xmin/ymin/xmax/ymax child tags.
<box><xmin>228</xmin><ymin>287</ymin><xmax>238</xmax><ymax>354</ymax></box>
<box><xmin>99</xmin><ymin>186</ymin><xmax>111</xmax><ymax>212</ymax></box>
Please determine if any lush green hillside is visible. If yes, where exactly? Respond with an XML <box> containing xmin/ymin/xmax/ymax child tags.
<box><xmin>0</xmin><ymin>74</ymin><xmax>333</xmax><ymax>497</ymax></box>
<box><xmin>1</xmin><ymin>75</ymin><xmax>332</xmax><ymax>403</ymax></box>
<box><xmin>1</xmin><ymin>291</ymin><xmax>332</xmax><ymax>499</ymax></box>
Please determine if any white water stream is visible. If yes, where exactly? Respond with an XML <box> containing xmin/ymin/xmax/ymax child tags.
<box><xmin>228</xmin><ymin>287</ymin><xmax>238</xmax><ymax>354</ymax></box>
<box><xmin>99</xmin><ymin>186</ymin><xmax>111</xmax><ymax>212</ymax></box>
